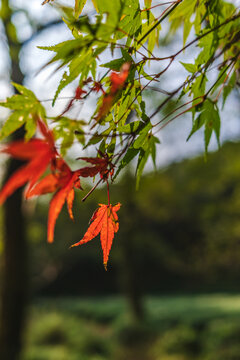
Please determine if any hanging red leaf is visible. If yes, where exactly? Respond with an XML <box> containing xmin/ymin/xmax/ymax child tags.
<box><xmin>71</xmin><ymin>203</ymin><xmax>121</xmax><ymax>270</ymax></box>
<box><xmin>78</xmin><ymin>152</ymin><xmax>114</xmax><ymax>180</ymax></box>
<box><xmin>27</xmin><ymin>158</ymin><xmax>82</xmax><ymax>243</ymax></box>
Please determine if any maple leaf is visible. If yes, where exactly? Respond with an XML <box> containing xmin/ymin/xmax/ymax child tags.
<box><xmin>58</xmin><ymin>86</ymin><xmax>87</xmax><ymax>118</ymax></box>
<box><xmin>95</xmin><ymin>63</ymin><xmax>130</xmax><ymax>123</ymax></box>
<box><xmin>71</xmin><ymin>203</ymin><xmax>121</xmax><ymax>270</ymax></box>
<box><xmin>37</xmin><ymin>117</ymin><xmax>56</xmax><ymax>151</ymax></box>
<box><xmin>27</xmin><ymin>158</ymin><xmax>82</xmax><ymax>243</ymax></box>
<box><xmin>79</xmin><ymin>152</ymin><xmax>114</xmax><ymax>179</ymax></box>
<box><xmin>92</xmin><ymin>81</ymin><xmax>105</xmax><ymax>94</ymax></box>
<box><xmin>94</xmin><ymin>95</ymin><xmax>114</xmax><ymax>124</ymax></box>
<box><xmin>0</xmin><ymin>119</ymin><xmax>58</xmax><ymax>204</ymax></box>
<box><xmin>109</xmin><ymin>63</ymin><xmax>130</xmax><ymax>95</ymax></box>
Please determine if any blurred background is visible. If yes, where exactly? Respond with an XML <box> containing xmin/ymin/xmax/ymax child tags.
<box><xmin>1</xmin><ymin>0</ymin><xmax>240</xmax><ymax>359</ymax></box>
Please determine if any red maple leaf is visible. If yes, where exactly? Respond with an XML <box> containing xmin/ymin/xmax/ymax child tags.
<box><xmin>58</xmin><ymin>86</ymin><xmax>87</xmax><ymax>118</ymax></box>
<box><xmin>71</xmin><ymin>203</ymin><xmax>121</xmax><ymax>270</ymax></box>
<box><xmin>0</xmin><ymin>119</ymin><xmax>58</xmax><ymax>204</ymax></box>
<box><xmin>95</xmin><ymin>63</ymin><xmax>130</xmax><ymax>122</ymax></box>
<box><xmin>37</xmin><ymin>117</ymin><xmax>56</xmax><ymax>151</ymax></box>
<box><xmin>27</xmin><ymin>158</ymin><xmax>82</xmax><ymax>243</ymax></box>
<box><xmin>79</xmin><ymin>152</ymin><xmax>114</xmax><ymax>180</ymax></box>
<box><xmin>92</xmin><ymin>81</ymin><xmax>105</xmax><ymax>94</ymax></box>
<box><xmin>110</xmin><ymin>63</ymin><xmax>130</xmax><ymax>95</ymax></box>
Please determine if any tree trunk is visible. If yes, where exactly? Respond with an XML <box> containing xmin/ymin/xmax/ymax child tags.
<box><xmin>0</xmin><ymin>158</ymin><xmax>28</xmax><ymax>360</ymax></box>
<box><xmin>117</xmin><ymin>174</ymin><xmax>145</xmax><ymax>322</ymax></box>
<box><xmin>0</xmin><ymin>1</ymin><xmax>28</xmax><ymax>359</ymax></box>
<box><xmin>120</xmin><ymin>227</ymin><xmax>145</xmax><ymax>322</ymax></box>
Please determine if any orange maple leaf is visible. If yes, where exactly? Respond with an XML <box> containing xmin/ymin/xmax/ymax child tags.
<box><xmin>71</xmin><ymin>203</ymin><xmax>121</xmax><ymax>270</ymax></box>
<box><xmin>27</xmin><ymin>158</ymin><xmax>82</xmax><ymax>243</ymax></box>
<box><xmin>0</xmin><ymin>119</ymin><xmax>58</xmax><ymax>204</ymax></box>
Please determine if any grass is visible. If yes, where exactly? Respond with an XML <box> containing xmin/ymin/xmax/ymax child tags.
<box><xmin>22</xmin><ymin>294</ymin><xmax>240</xmax><ymax>360</ymax></box>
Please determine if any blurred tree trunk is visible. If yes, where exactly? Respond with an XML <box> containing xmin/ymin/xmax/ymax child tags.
<box><xmin>118</xmin><ymin>174</ymin><xmax>145</xmax><ymax>322</ymax></box>
<box><xmin>120</xmin><ymin>214</ymin><xmax>145</xmax><ymax>322</ymax></box>
<box><xmin>0</xmin><ymin>1</ymin><xmax>28</xmax><ymax>359</ymax></box>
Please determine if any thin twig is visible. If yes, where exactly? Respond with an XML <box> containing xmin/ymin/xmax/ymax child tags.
<box><xmin>81</xmin><ymin>178</ymin><xmax>103</xmax><ymax>202</ymax></box>
<box><xmin>137</xmin><ymin>0</ymin><xmax>182</xmax><ymax>44</ymax></box>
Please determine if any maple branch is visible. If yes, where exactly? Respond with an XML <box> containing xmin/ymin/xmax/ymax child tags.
<box><xmin>141</xmin><ymin>1</ymin><xmax>179</xmax><ymax>12</ymax></box>
<box><xmin>214</xmin><ymin>63</ymin><xmax>235</xmax><ymax>102</ymax></box>
<box><xmin>149</xmin><ymin>52</ymin><xmax>236</xmax><ymax>122</ymax></box>
<box><xmin>81</xmin><ymin>178</ymin><xmax>103</xmax><ymax>202</ymax></box>
<box><xmin>95</xmin><ymin>38</ymin><xmax>147</xmax><ymax>58</ymax></box>
<box><xmin>152</xmin><ymin>95</ymin><xmax>204</xmax><ymax>129</ymax></box>
<box><xmin>153</xmin><ymin>99</ymin><xmax>204</xmax><ymax>135</ymax></box>
<box><xmin>82</xmin><ymin>69</ymin><xmax>111</xmax><ymax>100</ymax></box>
<box><xmin>139</xmin><ymin>11</ymin><xmax>240</xmax><ymax>64</ymax></box>
<box><xmin>204</xmin><ymin>54</ymin><xmax>239</xmax><ymax>98</ymax></box>
<box><xmin>137</xmin><ymin>0</ymin><xmax>182</xmax><ymax>45</ymax></box>
<box><xmin>170</xmin><ymin>11</ymin><xmax>240</xmax><ymax>60</ymax></box>
<box><xmin>152</xmin><ymin>54</ymin><xmax>239</xmax><ymax>134</ymax></box>
<box><xmin>113</xmin><ymin>135</ymin><xmax>135</xmax><ymax>166</ymax></box>
<box><xmin>114</xmin><ymin>59</ymin><xmax>173</xmax><ymax>127</ymax></box>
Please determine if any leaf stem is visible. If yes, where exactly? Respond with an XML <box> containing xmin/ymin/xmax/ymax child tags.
<box><xmin>107</xmin><ymin>180</ymin><xmax>110</xmax><ymax>206</ymax></box>
<box><xmin>81</xmin><ymin>178</ymin><xmax>102</xmax><ymax>202</ymax></box>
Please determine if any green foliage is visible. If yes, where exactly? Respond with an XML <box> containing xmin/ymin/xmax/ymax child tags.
<box><xmin>22</xmin><ymin>295</ymin><xmax>240</xmax><ymax>360</ymax></box>
<box><xmin>53</xmin><ymin>117</ymin><xmax>86</xmax><ymax>156</ymax></box>
<box><xmin>188</xmin><ymin>99</ymin><xmax>221</xmax><ymax>154</ymax></box>
<box><xmin>74</xmin><ymin>0</ymin><xmax>87</xmax><ymax>18</ymax></box>
<box><xmin>0</xmin><ymin>83</ymin><xmax>45</xmax><ymax>140</ymax></box>
<box><xmin>1</xmin><ymin>0</ymin><xmax>240</xmax><ymax>188</ymax></box>
<box><xmin>135</xmin><ymin>133</ymin><xmax>159</xmax><ymax>190</ymax></box>
<box><xmin>180</xmin><ymin>62</ymin><xmax>197</xmax><ymax>73</ymax></box>
<box><xmin>222</xmin><ymin>71</ymin><xmax>237</xmax><ymax>107</ymax></box>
